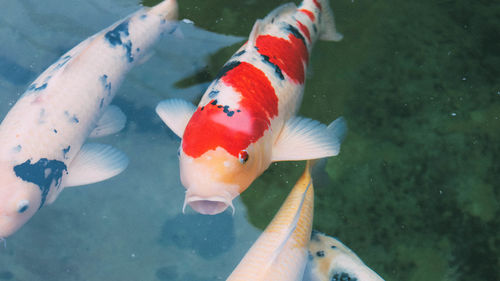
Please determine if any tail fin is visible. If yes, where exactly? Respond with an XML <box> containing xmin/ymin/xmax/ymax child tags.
<box><xmin>317</xmin><ymin>0</ymin><xmax>343</xmax><ymax>41</ymax></box>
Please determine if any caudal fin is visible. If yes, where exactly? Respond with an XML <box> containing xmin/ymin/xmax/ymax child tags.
<box><xmin>317</xmin><ymin>0</ymin><xmax>344</xmax><ymax>41</ymax></box>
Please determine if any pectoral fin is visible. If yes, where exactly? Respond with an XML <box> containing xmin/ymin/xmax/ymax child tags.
<box><xmin>272</xmin><ymin>116</ymin><xmax>347</xmax><ymax>162</ymax></box>
<box><xmin>89</xmin><ymin>105</ymin><xmax>126</xmax><ymax>138</ymax></box>
<box><xmin>62</xmin><ymin>143</ymin><xmax>129</xmax><ymax>187</ymax></box>
<box><xmin>156</xmin><ymin>98</ymin><xmax>196</xmax><ymax>138</ymax></box>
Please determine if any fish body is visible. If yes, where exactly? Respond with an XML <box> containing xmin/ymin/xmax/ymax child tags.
<box><xmin>0</xmin><ymin>0</ymin><xmax>178</xmax><ymax>238</ymax></box>
<box><xmin>226</xmin><ymin>162</ymin><xmax>385</xmax><ymax>281</ymax></box>
<box><xmin>304</xmin><ymin>231</ymin><xmax>385</xmax><ymax>281</ymax></box>
<box><xmin>156</xmin><ymin>0</ymin><xmax>345</xmax><ymax>215</ymax></box>
<box><xmin>226</xmin><ymin>161</ymin><xmax>315</xmax><ymax>281</ymax></box>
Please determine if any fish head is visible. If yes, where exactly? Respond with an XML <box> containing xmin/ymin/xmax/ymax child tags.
<box><xmin>178</xmin><ymin>143</ymin><xmax>266</xmax><ymax>215</ymax></box>
<box><xmin>0</xmin><ymin>161</ymin><xmax>41</xmax><ymax>238</ymax></box>
<box><xmin>308</xmin><ymin>231</ymin><xmax>385</xmax><ymax>281</ymax></box>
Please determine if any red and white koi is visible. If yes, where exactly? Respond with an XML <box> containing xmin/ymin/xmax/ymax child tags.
<box><xmin>157</xmin><ymin>0</ymin><xmax>345</xmax><ymax>215</ymax></box>
<box><xmin>0</xmin><ymin>0</ymin><xmax>178</xmax><ymax>239</ymax></box>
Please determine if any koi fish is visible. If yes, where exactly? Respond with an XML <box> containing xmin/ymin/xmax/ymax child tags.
<box><xmin>226</xmin><ymin>161</ymin><xmax>384</xmax><ymax>281</ymax></box>
<box><xmin>0</xmin><ymin>0</ymin><xmax>178</xmax><ymax>239</ymax></box>
<box><xmin>305</xmin><ymin>231</ymin><xmax>385</xmax><ymax>281</ymax></box>
<box><xmin>226</xmin><ymin>160</ymin><xmax>316</xmax><ymax>281</ymax></box>
<box><xmin>156</xmin><ymin>0</ymin><xmax>345</xmax><ymax>215</ymax></box>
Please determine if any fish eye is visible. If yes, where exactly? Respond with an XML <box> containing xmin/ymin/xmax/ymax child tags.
<box><xmin>17</xmin><ymin>200</ymin><xmax>30</xmax><ymax>213</ymax></box>
<box><xmin>238</xmin><ymin>150</ymin><xmax>249</xmax><ymax>164</ymax></box>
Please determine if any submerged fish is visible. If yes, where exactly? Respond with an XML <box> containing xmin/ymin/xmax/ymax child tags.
<box><xmin>0</xmin><ymin>0</ymin><xmax>178</xmax><ymax>239</ymax></box>
<box><xmin>156</xmin><ymin>0</ymin><xmax>345</xmax><ymax>215</ymax></box>
<box><xmin>226</xmin><ymin>160</ymin><xmax>316</xmax><ymax>281</ymax></box>
<box><xmin>226</xmin><ymin>161</ymin><xmax>384</xmax><ymax>281</ymax></box>
<box><xmin>305</xmin><ymin>231</ymin><xmax>385</xmax><ymax>281</ymax></box>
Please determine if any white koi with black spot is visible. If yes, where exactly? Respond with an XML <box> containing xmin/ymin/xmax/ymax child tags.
<box><xmin>0</xmin><ymin>0</ymin><xmax>178</xmax><ymax>239</ymax></box>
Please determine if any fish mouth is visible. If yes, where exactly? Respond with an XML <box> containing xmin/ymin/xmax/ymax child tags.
<box><xmin>183</xmin><ymin>195</ymin><xmax>234</xmax><ymax>215</ymax></box>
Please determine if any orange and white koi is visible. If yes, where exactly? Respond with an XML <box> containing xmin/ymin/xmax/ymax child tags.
<box><xmin>0</xmin><ymin>0</ymin><xmax>178</xmax><ymax>239</ymax></box>
<box><xmin>156</xmin><ymin>0</ymin><xmax>345</xmax><ymax>215</ymax></box>
<box><xmin>226</xmin><ymin>160</ymin><xmax>315</xmax><ymax>281</ymax></box>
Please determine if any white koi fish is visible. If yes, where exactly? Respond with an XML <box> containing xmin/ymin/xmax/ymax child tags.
<box><xmin>304</xmin><ymin>231</ymin><xmax>385</xmax><ymax>281</ymax></box>
<box><xmin>156</xmin><ymin>0</ymin><xmax>345</xmax><ymax>215</ymax></box>
<box><xmin>226</xmin><ymin>160</ymin><xmax>316</xmax><ymax>281</ymax></box>
<box><xmin>0</xmin><ymin>0</ymin><xmax>178</xmax><ymax>239</ymax></box>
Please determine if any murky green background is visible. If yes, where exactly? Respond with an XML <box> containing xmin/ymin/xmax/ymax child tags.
<box><xmin>0</xmin><ymin>0</ymin><xmax>499</xmax><ymax>280</ymax></box>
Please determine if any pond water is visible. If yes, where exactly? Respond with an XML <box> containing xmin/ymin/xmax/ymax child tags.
<box><xmin>0</xmin><ymin>0</ymin><xmax>498</xmax><ymax>281</ymax></box>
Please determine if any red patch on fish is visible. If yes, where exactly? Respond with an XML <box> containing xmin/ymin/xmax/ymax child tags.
<box><xmin>256</xmin><ymin>34</ymin><xmax>309</xmax><ymax>84</ymax></box>
<box><xmin>299</xmin><ymin>9</ymin><xmax>315</xmax><ymax>22</ymax></box>
<box><xmin>296</xmin><ymin>20</ymin><xmax>311</xmax><ymax>42</ymax></box>
<box><xmin>182</xmin><ymin>62</ymin><xmax>278</xmax><ymax>158</ymax></box>
<box><xmin>313</xmin><ymin>0</ymin><xmax>322</xmax><ymax>10</ymax></box>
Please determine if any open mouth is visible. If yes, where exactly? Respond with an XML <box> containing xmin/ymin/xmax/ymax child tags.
<box><xmin>183</xmin><ymin>195</ymin><xmax>235</xmax><ymax>215</ymax></box>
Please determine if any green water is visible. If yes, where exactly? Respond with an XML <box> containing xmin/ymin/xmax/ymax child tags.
<box><xmin>0</xmin><ymin>0</ymin><xmax>498</xmax><ymax>280</ymax></box>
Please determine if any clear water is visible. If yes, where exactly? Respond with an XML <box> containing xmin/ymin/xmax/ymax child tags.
<box><xmin>0</xmin><ymin>0</ymin><xmax>499</xmax><ymax>281</ymax></box>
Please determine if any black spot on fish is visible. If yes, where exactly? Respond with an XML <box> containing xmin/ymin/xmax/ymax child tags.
<box><xmin>286</xmin><ymin>24</ymin><xmax>307</xmax><ymax>47</ymax></box>
<box><xmin>217</xmin><ymin>105</ymin><xmax>223</xmax><ymax>108</ymax></box>
<box><xmin>260</xmin><ymin>54</ymin><xmax>284</xmax><ymax>80</ymax></box>
<box><xmin>223</xmin><ymin>105</ymin><xmax>229</xmax><ymax>113</ymax></box>
<box><xmin>53</xmin><ymin>129</ymin><xmax>58</xmax><ymax>134</ymax></box>
<box><xmin>64</xmin><ymin>111</ymin><xmax>79</xmax><ymax>124</ymax></box>
<box><xmin>331</xmin><ymin>245</ymin><xmax>337</xmax><ymax>249</ymax></box>
<box><xmin>215</xmin><ymin>61</ymin><xmax>241</xmax><ymax>80</ymax></box>
<box><xmin>311</xmin><ymin>230</ymin><xmax>322</xmax><ymax>241</ymax></box>
<box><xmin>18</xmin><ymin>204</ymin><xmax>28</xmax><ymax>213</ymax></box>
<box><xmin>14</xmin><ymin>158</ymin><xmax>67</xmax><ymax>208</ymax></box>
<box><xmin>136</xmin><ymin>47</ymin><xmax>140</xmax><ymax>52</ymax></box>
<box><xmin>237</xmin><ymin>109</ymin><xmax>241</xmax><ymax>112</ymax></box>
<box><xmin>331</xmin><ymin>272</ymin><xmax>357</xmax><ymax>281</ymax></box>
<box><xmin>313</xmin><ymin>24</ymin><xmax>318</xmax><ymax>34</ymax></box>
<box><xmin>227</xmin><ymin>111</ymin><xmax>234</xmax><ymax>117</ymax></box>
<box><xmin>100</xmin><ymin>74</ymin><xmax>112</xmax><ymax>96</ymax></box>
<box><xmin>316</xmin><ymin>250</ymin><xmax>325</xmax><ymax>257</ymax></box>
<box><xmin>123</xmin><ymin>41</ymin><xmax>133</xmax><ymax>63</ymax></box>
<box><xmin>105</xmin><ymin>20</ymin><xmax>129</xmax><ymax>46</ymax></box>
<box><xmin>62</xmin><ymin>146</ymin><xmax>71</xmax><ymax>159</ymax></box>
<box><xmin>54</xmin><ymin>55</ymin><xmax>71</xmax><ymax>71</ymax></box>
<box><xmin>233</xmin><ymin>50</ymin><xmax>246</xmax><ymax>57</ymax></box>
<box><xmin>104</xmin><ymin>20</ymin><xmax>134</xmax><ymax>63</ymax></box>
<box><xmin>208</xmin><ymin>90</ymin><xmax>219</xmax><ymax>99</ymax></box>
<box><xmin>28</xmin><ymin>83</ymin><xmax>48</xmax><ymax>91</ymax></box>
<box><xmin>211</xmin><ymin>99</ymin><xmax>218</xmax><ymax>105</ymax></box>
<box><xmin>200</xmin><ymin>106</ymin><xmax>204</xmax><ymax>111</ymax></box>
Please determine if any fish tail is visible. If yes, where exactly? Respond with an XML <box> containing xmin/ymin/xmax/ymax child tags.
<box><xmin>303</xmin><ymin>0</ymin><xmax>343</xmax><ymax>41</ymax></box>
